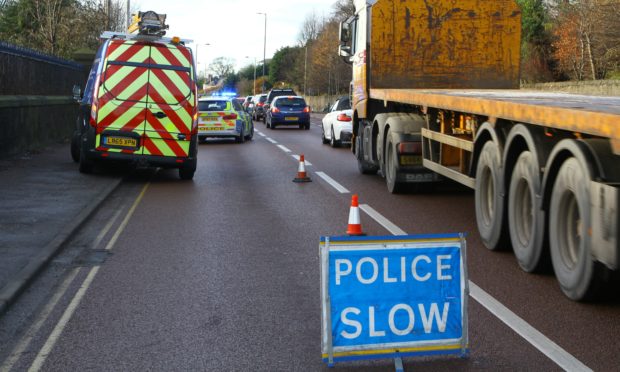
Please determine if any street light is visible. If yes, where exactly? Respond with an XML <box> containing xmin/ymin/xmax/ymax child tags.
<box><xmin>257</xmin><ymin>12</ymin><xmax>267</xmax><ymax>93</ymax></box>
<box><xmin>195</xmin><ymin>43</ymin><xmax>211</xmax><ymax>78</ymax></box>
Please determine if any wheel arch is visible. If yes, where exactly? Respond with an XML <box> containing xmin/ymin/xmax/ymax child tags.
<box><xmin>471</xmin><ymin>122</ymin><xmax>505</xmax><ymax>178</ymax></box>
<box><xmin>541</xmin><ymin>139</ymin><xmax>606</xmax><ymax>213</ymax></box>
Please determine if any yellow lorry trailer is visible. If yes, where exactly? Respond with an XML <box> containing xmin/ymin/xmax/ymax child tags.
<box><xmin>339</xmin><ymin>0</ymin><xmax>620</xmax><ymax>301</ymax></box>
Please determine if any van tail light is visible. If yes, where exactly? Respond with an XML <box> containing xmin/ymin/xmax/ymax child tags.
<box><xmin>336</xmin><ymin>113</ymin><xmax>351</xmax><ymax>121</ymax></box>
<box><xmin>271</xmin><ymin>107</ymin><xmax>280</xmax><ymax>113</ymax></box>
<box><xmin>303</xmin><ymin>106</ymin><xmax>311</xmax><ymax>113</ymax></box>
<box><xmin>89</xmin><ymin>103</ymin><xmax>98</xmax><ymax>127</ymax></box>
<box><xmin>222</xmin><ymin>113</ymin><xmax>237</xmax><ymax>120</ymax></box>
<box><xmin>398</xmin><ymin>142</ymin><xmax>422</xmax><ymax>154</ymax></box>
<box><xmin>257</xmin><ymin>102</ymin><xmax>264</xmax><ymax>107</ymax></box>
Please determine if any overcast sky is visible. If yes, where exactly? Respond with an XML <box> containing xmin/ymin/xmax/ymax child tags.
<box><xmin>135</xmin><ymin>0</ymin><xmax>339</xmax><ymax>74</ymax></box>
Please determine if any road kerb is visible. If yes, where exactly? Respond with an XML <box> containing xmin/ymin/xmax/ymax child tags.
<box><xmin>0</xmin><ymin>179</ymin><xmax>122</xmax><ymax>315</ymax></box>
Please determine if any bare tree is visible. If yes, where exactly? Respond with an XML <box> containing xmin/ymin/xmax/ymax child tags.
<box><xmin>209</xmin><ymin>57</ymin><xmax>235</xmax><ymax>78</ymax></box>
<box><xmin>331</xmin><ymin>0</ymin><xmax>355</xmax><ymax>22</ymax></box>
<box><xmin>297</xmin><ymin>11</ymin><xmax>324</xmax><ymax>45</ymax></box>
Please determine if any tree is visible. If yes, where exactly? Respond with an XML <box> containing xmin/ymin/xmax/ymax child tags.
<box><xmin>297</xmin><ymin>10</ymin><xmax>324</xmax><ymax>46</ymax></box>
<box><xmin>550</xmin><ymin>0</ymin><xmax>620</xmax><ymax>80</ymax></box>
<box><xmin>268</xmin><ymin>46</ymin><xmax>303</xmax><ymax>88</ymax></box>
<box><xmin>517</xmin><ymin>0</ymin><xmax>555</xmax><ymax>82</ymax></box>
<box><xmin>208</xmin><ymin>56</ymin><xmax>235</xmax><ymax>79</ymax></box>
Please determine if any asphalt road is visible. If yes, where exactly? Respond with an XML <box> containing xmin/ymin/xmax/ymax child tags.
<box><xmin>1</xmin><ymin>115</ymin><xmax>619</xmax><ymax>371</ymax></box>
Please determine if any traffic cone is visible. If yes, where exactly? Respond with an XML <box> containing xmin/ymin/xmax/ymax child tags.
<box><xmin>293</xmin><ymin>154</ymin><xmax>312</xmax><ymax>183</ymax></box>
<box><xmin>346</xmin><ymin>194</ymin><xmax>365</xmax><ymax>236</ymax></box>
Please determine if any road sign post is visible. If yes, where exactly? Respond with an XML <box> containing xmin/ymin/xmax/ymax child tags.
<box><xmin>320</xmin><ymin>233</ymin><xmax>469</xmax><ymax>366</ymax></box>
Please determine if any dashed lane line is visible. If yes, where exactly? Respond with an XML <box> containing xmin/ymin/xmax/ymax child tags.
<box><xmin>277</xmin><ymin>145</ymin><xmax>292</xmax><ymax>153</ymax></box>
<box><xmin>358</xmin><ymin>203</ymin><xmax>592</xmax><ymax>371</ymax></box>
<box><xmin>291</xmin><ymin>155</ymin><xmax>313</xmax><ymax>166</ymax></box>
<box><xmin>315</xmin><ymin>172</ymin><xmax>349</xmax><ymax>194</ymax></box>
<box><xmin>266</xmin><ymin>138</ymin><xmax>277</xmax><ymax>144</ymax></box>
<box><xmin>359</xmin><ymin>204</ymin><xmax>407</xmax><ymax>235</ymax></box>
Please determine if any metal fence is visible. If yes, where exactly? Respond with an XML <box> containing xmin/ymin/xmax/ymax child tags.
<box><xmin>0</xmin><ymin>42</ymin><xmax>88</xmax><ymax>158</ymax></box>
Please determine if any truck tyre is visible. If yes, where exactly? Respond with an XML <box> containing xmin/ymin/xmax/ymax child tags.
<box><xmin>549</xmin><ymin>157</ymin><xmax>599</xmax><ymax>300</ymax></box>
<box><xmin>355</xmin><ymin>129</ymin><xmax>378</xmax><ymax>175</ymax></box>
<box><xmin>386</xmin><ymin>137</ymin><xmax>405</xmax><ymax>193</ymax></box>
<box><xmin>508</xmin><ymin>151</ymin><xmax>546</xmax><ymax>272</ymax></box>
<box><xmin>475</xmin><ymin>141</ymin><xmax>509</xmax><ymax>250</ymax></box>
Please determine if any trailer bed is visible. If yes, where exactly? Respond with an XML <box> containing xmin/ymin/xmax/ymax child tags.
<box><xmin>370</xmin><ymin>89</ymin><xmax>620</xmax><ymax>152</ymax></box>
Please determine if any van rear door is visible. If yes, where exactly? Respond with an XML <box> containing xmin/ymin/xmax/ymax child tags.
<box><xmin>97</xmin><ymin>40</ymin><xmax>150</xmax><ymax>154</ymax></box>
<box><xmin>142</xmin><ymin>44</ymin><xmax>194</xmax><ymax>158</ymax></box>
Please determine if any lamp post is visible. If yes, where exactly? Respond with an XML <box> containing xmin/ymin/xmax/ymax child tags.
<box><xmin>257</xmin><ymin>12</ymin><xmax>267</xmax><ymax>92</ymax></box>
<box><xmin>195</xmin><ymin>43</ymin><xmax>211</xmax><ymax>85</ymax></box>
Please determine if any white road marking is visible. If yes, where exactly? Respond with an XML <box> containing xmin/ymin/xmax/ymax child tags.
<box><xmin>104</xmin><ymin>183</ymin><xmax>149</xmax><ymax>251</ymax></box>
<box><xmin>0</xmin><ymin>206</ymin><xmax>127</xmax><ymax>371</ymax></box>
<box><xmin>469</xmin><ymin>282</ymin><xmax>592</xmax><ymax>372</ymax></box>
<box><xmin>0</xmin><ymin>269</ymin><xmax>80</xmax><ymax>372</ymax></box>
<box><xmin>258</xmin><ymin>132</ymin><xmax>266</xmax><ymax>137</ymax></box>
<box><xmin>315</xmin><ymin>172</ymin><xmax>349</xmax><ymax>194</ymax></box>
<box><xmin>28</xmin><ymin>266</ymin><xmax>100</xmax><ymax>372</ymax></box>
<box><xmin>359</xmin><ymin>204</ymin><xmax>407</xmax><ymax>235</ymax></box>
<box><xmin>357</xmin><ymin>204</ymin><xmax>591</xmax><ymax>371</ymax></box>
<box><xmin>291</xmin><ymin>155</ymin><xmax>313</xmax><ymax>166</ymax></box>
<box><xmin>27</xmin><ymin>183</ymin><xmax>150</xmax><ymax>371</ymax></box>
<box><xmin>277</xmin><ymin>145</ymin><xmax>292</xmax><ymax>153</ymax></box>
<box><xmin>266</xmin><ymin>137</ymin><xmax>277</xmax><ymax>144</ymax></box>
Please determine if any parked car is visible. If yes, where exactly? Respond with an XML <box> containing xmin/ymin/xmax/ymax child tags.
<box><xmin>243</xmin><ymin>95</ymin><xmax>253</xmax><ymax>111</ymax></box>
<box><xmin>321</xmin><ymin>96</ymin><xmax>353</xmax><ymax>147</ymax></box>
<box><xmin>197</xmin><ymin>96</ymin><xmax>253</xmax><ymax>143</ymax></box>
<box><xmin>251</xmin><ymin>94</ymin><xmax>267</xmax><ymax>121</ymax></box>
<box><xmin>263</xmin><ymin>88</ymin><xmax>297</xmax><ymax>123</ymax></box>
<box><xmin>266</xmin><ymin>96</ymin><xmax>310</xmax><ymax>130</ymax></box>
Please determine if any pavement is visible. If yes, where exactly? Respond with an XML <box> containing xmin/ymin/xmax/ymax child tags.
<box><xmin>0</xmin><ymin>142</ymin><xmax>121</xmax><ymax>315</ymax></box>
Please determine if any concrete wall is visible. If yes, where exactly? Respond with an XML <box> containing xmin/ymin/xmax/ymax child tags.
<box><xmin>522</xmin><ymin>80</ymin><xmax>620</xmax><ymax>96</ymax></box>
<box><xmin>0</xmin><ymin>42</ymin><xmax>87</xmax><ymax>159</ymax></box>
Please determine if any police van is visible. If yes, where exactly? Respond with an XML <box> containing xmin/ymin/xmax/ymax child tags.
<box><xmin>71</xmin><ymin>11</ymin><xmax>198</xmax><ymax>180</ymax></box>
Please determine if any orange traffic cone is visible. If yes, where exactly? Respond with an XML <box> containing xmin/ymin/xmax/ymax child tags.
<box><xmin>346</xmin><ymin>194</ymin><xmax>365</xmax><ymax>236</ymax></box>
<box><xmin>293</xmin><ymin>154</ymin><xmax>312</xmax><ymax>183</ymax></box>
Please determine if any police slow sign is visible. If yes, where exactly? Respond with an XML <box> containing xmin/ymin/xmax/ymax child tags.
<box><xmin>320</xmin><ymin>234</ymin><xmax>469</xmax><ymax>365</ymax></box>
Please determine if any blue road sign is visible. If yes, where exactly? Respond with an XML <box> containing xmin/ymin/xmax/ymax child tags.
<box><xmin>320</xmin><ymin>234</ymin><xmax>468</xmax><ymax>365</ymax></box>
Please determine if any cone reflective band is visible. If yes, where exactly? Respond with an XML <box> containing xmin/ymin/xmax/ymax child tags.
<box><xmin>346</xmin><ymin>194</ymin><xmax>364</xmax><ymax>236</ymax></box>
<box><xmin>293</xmin><ymin>154</ymin><xmax>311</xmax><ymax>183</ymax></box>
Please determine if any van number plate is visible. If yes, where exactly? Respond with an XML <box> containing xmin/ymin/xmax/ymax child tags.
<box><xmin>105</xmin><ymin>137</ymin><xmax>137</xmax><ymax>147</ymax></box>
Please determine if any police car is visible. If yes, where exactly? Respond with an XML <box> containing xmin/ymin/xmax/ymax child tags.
<box><xmin>197</xmin><ymin>95</ymin><xmax>254</xmax><ymax>143</ymax></box>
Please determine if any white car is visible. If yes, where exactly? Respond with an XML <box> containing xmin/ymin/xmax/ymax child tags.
<box><xmin>321</xmin><ymin>96</ymin><xmax>353</xmax><ymax>147</ymax></box>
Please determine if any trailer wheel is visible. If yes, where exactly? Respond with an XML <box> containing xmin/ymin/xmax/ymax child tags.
<box><xmin>549</xmin><ymin>157</ymin><xmax>599</xmax><ymax>300</ymax></box>
<box><xmin>386</xmin><ymin>137</ymin><xmax>404</xmax><ymax>193</ymax></box>
<box><xmin>508</xmin><ymin>151</ymin><xmax>545</xmax><ymax>272</ymax></box>
<box><xmin>475</xmin><ymin>141</ymin><xmax>508</xmax><ymax>250</ymax></box>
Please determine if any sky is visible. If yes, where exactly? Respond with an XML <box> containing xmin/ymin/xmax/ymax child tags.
<box><xmin>134</xmin><ymin>0</ymin><xmax>340</xmax><ymax>75</ymax></box>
